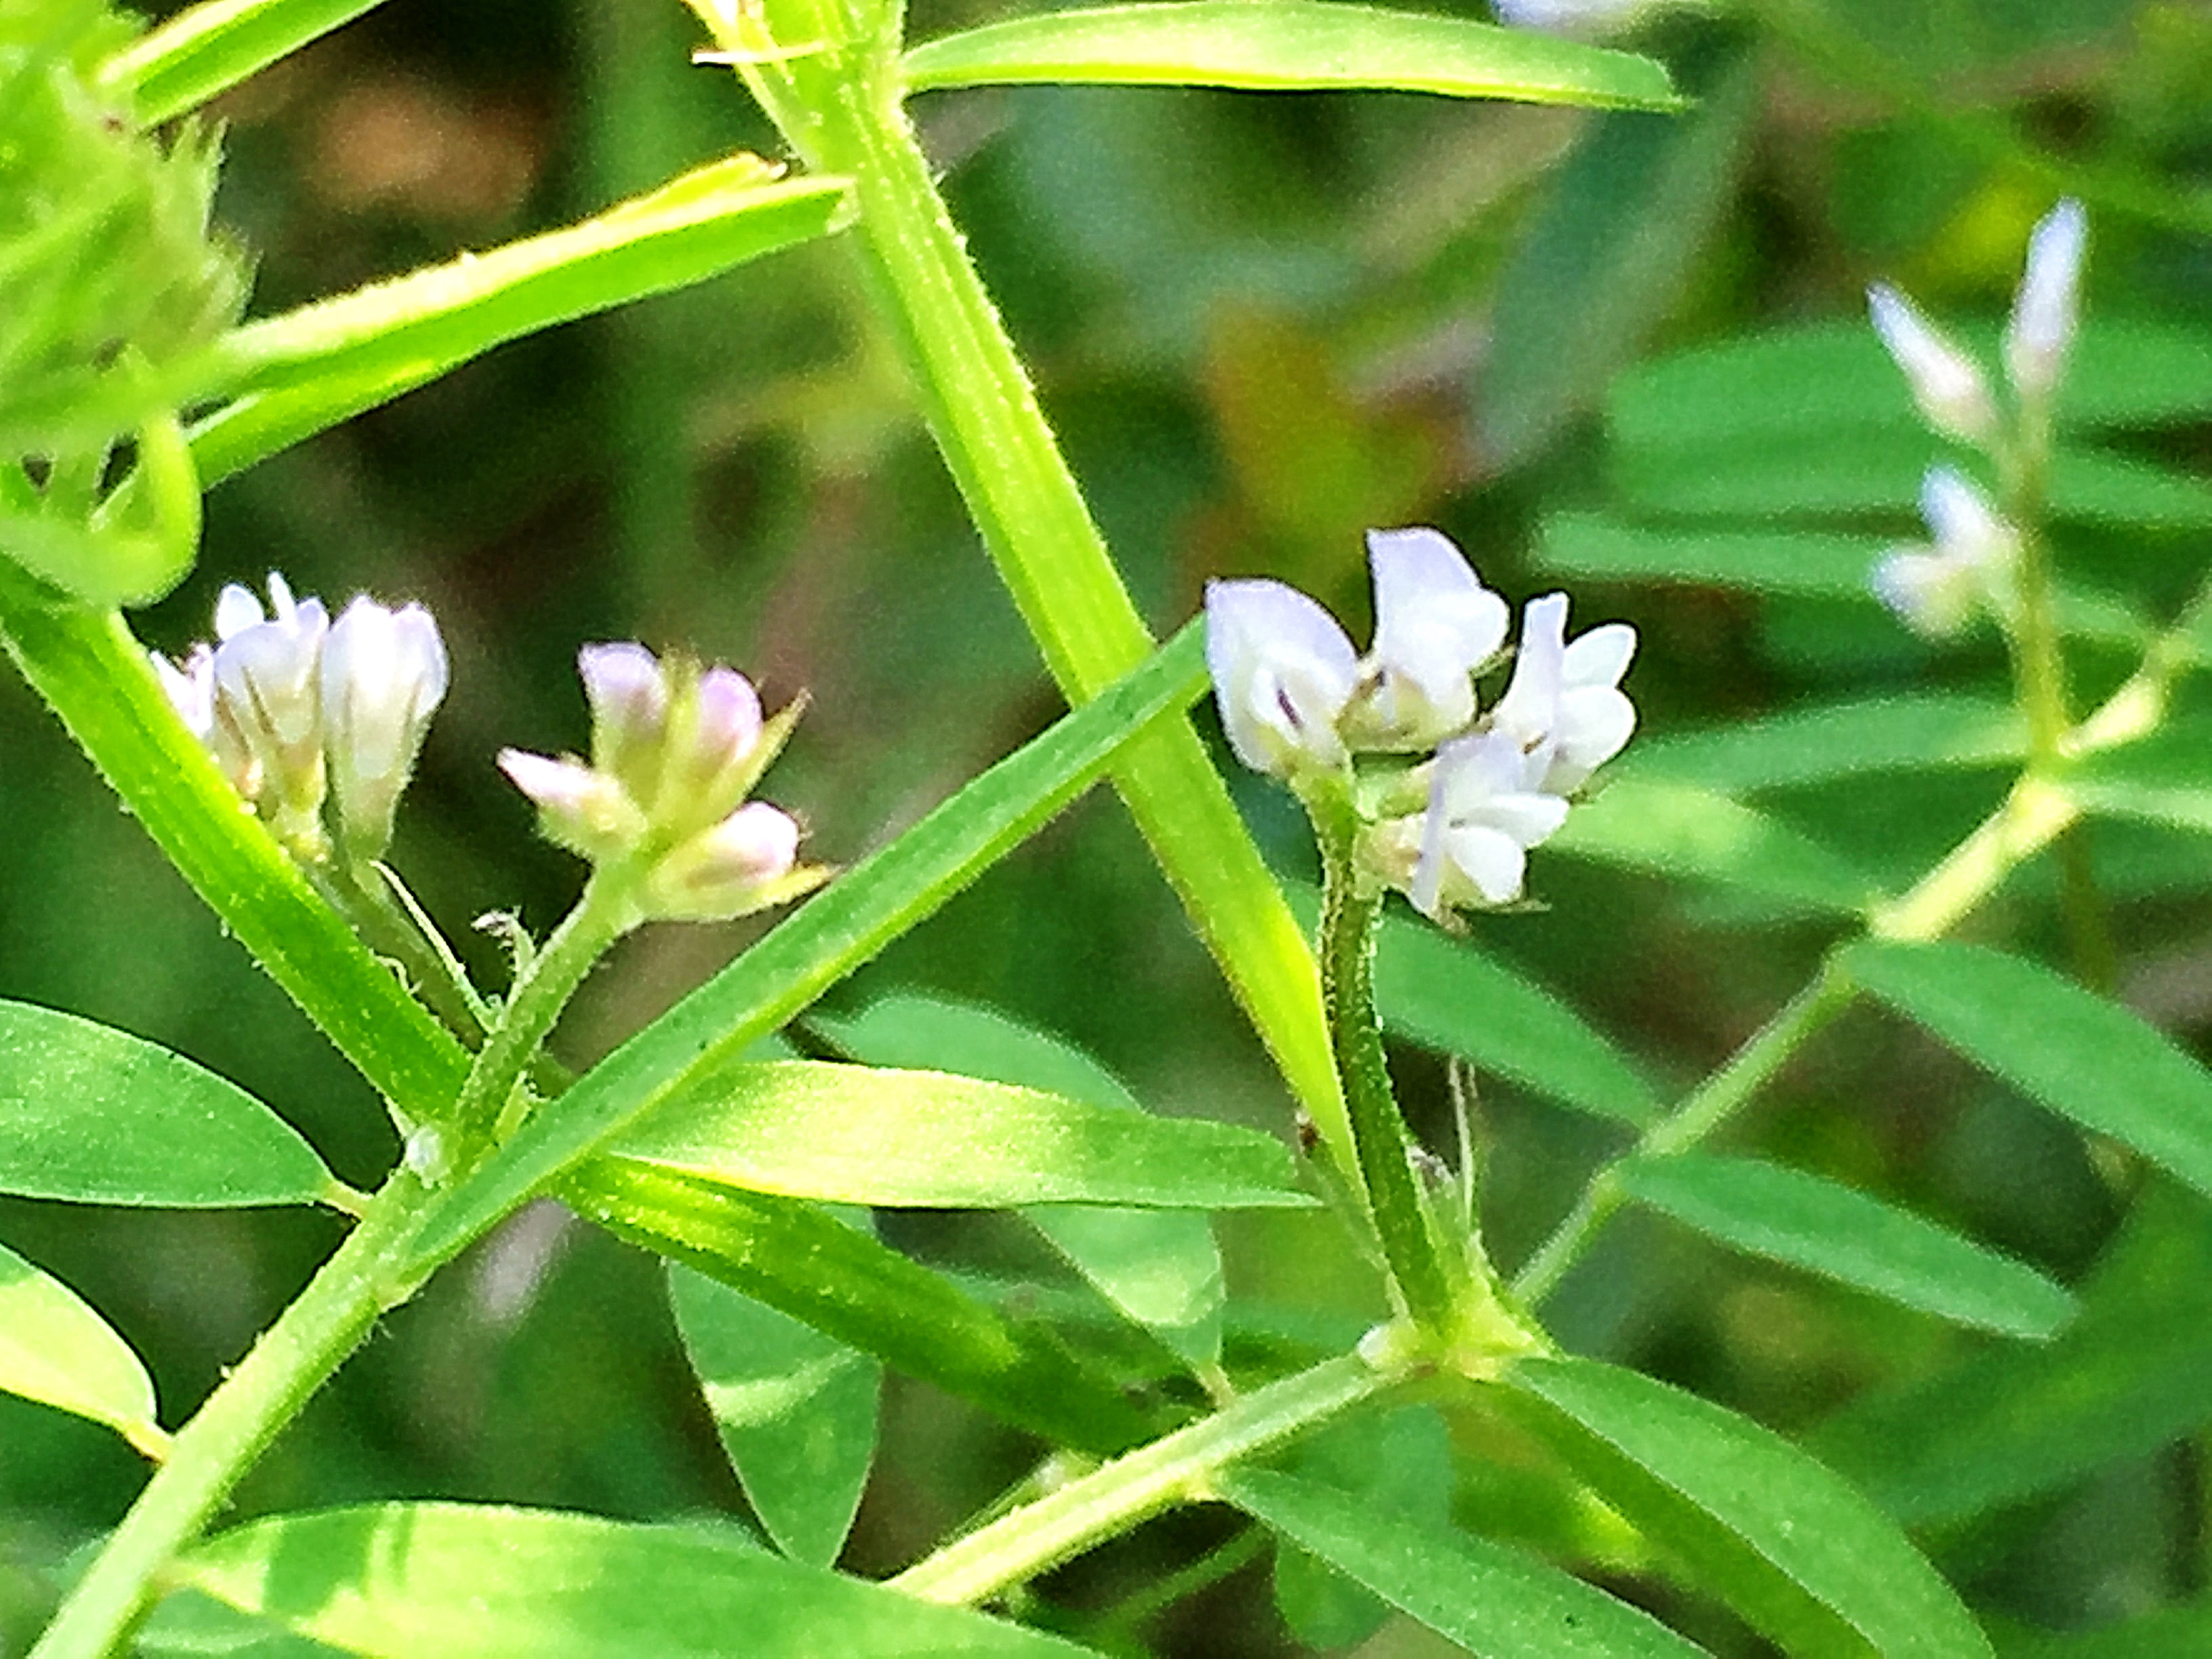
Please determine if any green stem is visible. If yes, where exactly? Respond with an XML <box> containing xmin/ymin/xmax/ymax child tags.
<box><xmin>1313</xmin><ymin>803</ymin><xmax>1455</xmax><ymax>1332</ymax></box>
<box><xmin>1513</xmin><ymin>966</ymin><xmax>1854</xmax><ymax>1306</ymax></box>
<box><xmin>685</xmin><ymin>0</ymin><xmax>1352</xmax><ymax>1183</ymax></box>
<box><xmin>30</xmin><ymin>1177</ymin><xmax>433</xmax><ymax>1659</ymax></box>
<box><xmin>888</xmin><ymin>1353</ymin><xmax>1400</xmax><ymax>1607</ymax></box>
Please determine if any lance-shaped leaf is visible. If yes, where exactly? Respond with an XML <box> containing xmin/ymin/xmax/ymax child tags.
<box><xmin>0</xmin><ymin>1240</ymin><xmax>163</xmax><ymax>1456</ymax></box>
<box><xmin>406</xmin><ymin>627</ymin><xmax>1208</xmax><ymax>1277</ymax></box>
<box><xmin>1843</xmin><ymin>940</ymin><xmax>2212</xmax><ymax>1200</ymax></box>
<box><xmin>567</xmin><ymin>1160</ymin><xmax>1159</xmax><ymax>1453</ymax></box>
<box><xmin>1616</xmin><ymin>1153</ymin><xmax>2078</xmax><ymax>1338</ymax></box>
<box><xmin>609</xmin><ymin>1059</ymin><xmax>1307</xmax><ymax>1210</ymax></box>
<box><xmin>176</xmin><ymin>1502</ymin><xmax>1088</xmax><ymax>1656</ymax></box>
<box><xmin>669</xmin><ymin>1261</ymin><xmax>880</xmax><ymax>1568</ymax></box>
<box><xmin>1500</xmin><ymin>1357</ymin><xmax>1991</xmax><ymax>1658</ymax></box>
<box><xmin>1227</xmin><ymin>1469</ymin><xmax>1709</xmax><ymax>1658</ymax></box>
<box><xmin>817</xmin><ymin>994</ymin><xmax>1227</xmax><ymax>1370</ymax></box>
<box><xmin>1548</xmin><ymin>780</ymin><xmax>1881</xmax><ymax>916</ymax></box>
<box><xmin>1283</xmin><ymin>882</ymin><xmax>1658</xmax><ymax>1125</ymax></box>
<box><xmin>102</xmin><ymin>0</ymin><xmax>392</xmax><ymax>127</ymax></box>
<box><xmin>0</xmin><ymin>1000</ymin><xmax>335</xmax><ymax>1208</ymax></box>
<box><xmin>903</xmin><ymin>2</ymin><xmax>1680</xmax><ymax>109</ymax></box>
<box><xmin>1620</xmin><ymin>695</ymin><xmax>2024</xmax><ymax>795</ymax></box>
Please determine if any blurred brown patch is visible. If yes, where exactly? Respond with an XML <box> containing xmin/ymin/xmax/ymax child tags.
<box><xmin>310</xmin><ymin>75</ymin><xmax>542</xmax><ymax>224</ymax></box>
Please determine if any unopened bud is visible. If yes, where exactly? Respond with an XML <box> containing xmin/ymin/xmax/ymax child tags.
<box><xmin>497</xmin><ymin>749</ymin><xmax>647</xmax><ymax>859</ymax></box>
<box><xmin>1868</xmin><ymin>283</ymin><xmax>1999</xmax><ymax>447</ymax></box>
<box><xmin>2005</xmin><ymin>198</ymin><xmax>2087</xmax><ymax>406</ymax></box>
<box><xmin>642</xmin><ymin>800</ymin><xmax>819</xmax><ymax>922</ymax></box>
<box><xmin>579</xmin><ymin>642</ymin><xmax>669</xmax><ymax>798</ymax></box>
<box><xmin>323</xmin><ymin>596</ymin><xmax>447</xmax><ymax>861</ymax></box>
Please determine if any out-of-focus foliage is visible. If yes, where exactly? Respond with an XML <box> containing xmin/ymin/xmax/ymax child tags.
<box><xmin>0</xmin><ymin>0</ymin><xmax>245</xmax><ymax>452</ymax></box>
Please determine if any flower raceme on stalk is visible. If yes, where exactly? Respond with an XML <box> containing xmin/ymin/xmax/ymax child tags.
<box><xmin>154</xmin><ymin>574</ymin><xmax>447</xmax><ymax>864</ymax></box>
<box><xmin>1206</xmin><ymin>529</ymin><xmax>1636</xmax><ymax>918</ymax></box>
<box><xmin>499</xmin><ymin>643</ymin><xmax>827</xmax><ymax>924</ymax></box>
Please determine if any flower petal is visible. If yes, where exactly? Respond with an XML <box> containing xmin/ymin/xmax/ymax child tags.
<box><xmin>1204</xmin><ymin>577</ymin><xmax>1358</xmax><ymax>776</ymax></box>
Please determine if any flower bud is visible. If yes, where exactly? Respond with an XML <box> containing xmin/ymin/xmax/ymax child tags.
<box><xmin>2005</xmin><ymin>198</ymin><xmax>2087</xmax><ymax>406</ymax></box>
<box><xmin>211</xmin><ymin>573</ymin><xmax>329</xmax><ymax>852</ymax></box>
<box><xmin>659</xmin><ymin>664</ymin><xmax>766</xmax><ymax>827</ymax></box>
<box><xmin>640</xmin><ymin>800</ymin><xmax>811</xmax><ymax>922</ymax></box>
<box><xmin>322</xmin><ymin>596</ymin><xmax>448</xmax><ymax>861</ymax></box>
<box><xmin>579</xmin><ymin>642</ymin><xmax>670</xmax><ymax>800</ymax></box>
<box><xmin>497</xmin><ymin>749</ymin><xmax>647</xmax><ymax>859</ymax></box>
<box><xmin>1868</xmin><ymin>283</ymin><xmax>1999</xmax><ymax>447</ymax></box>
<box><xmin>1870</xmin><ymin>466</ymin><xmax>2017</xmax><ymax>639</ymax></box>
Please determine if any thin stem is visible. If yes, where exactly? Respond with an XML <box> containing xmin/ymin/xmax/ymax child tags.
<box><xmin>1513</xmin><ymin>968</ymin><xmax>1854</xmax><ymax>1306</ymax></box>
<box><xmin>686</xmin><ymin>0</ymin><xmax>1352</xmax><ymax>1182</ymax></box>
<box><xmin>888</xmin><ymin>1354</ymin><xmax>1400</xmax><ymax>1607</ymax></box>
<box><xmin>1086</xmin><ymin>1525</ymin><xmax>1269</xmax><ymax>1643</ymax></box>
<box><xmin>1313</xmin><ymin>802</ymin><xmax>1455</xmax><ymax>1333</ymax></box>
<box><xmin>30</xmin><ymin>1176</ymin><xmax>432</xmax><ymax>1659</ymax></box>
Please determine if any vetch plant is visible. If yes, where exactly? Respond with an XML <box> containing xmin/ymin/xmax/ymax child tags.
<box><xmin>5</xmin><ymin>1</ymin><xmax>2209</xmax><ymax>1656</ymax></box>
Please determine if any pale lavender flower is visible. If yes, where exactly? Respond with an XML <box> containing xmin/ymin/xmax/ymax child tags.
<box><xmin>641</xmin><ymin>800</ymin><xmax>806</xmax><ymax>922</ymax></box>
<box><xmin>151</xmin><ymin>642</ymin><xmax>258</xmax><ymax>800</ymax></box>
<box><xmin>2005</xmin><ymin>199</ymin><xmax>2087</xmax><ymax>405</ymax></box>
<box><xmin>1488</xmin><ymin>593</ymin><xmax>1638</xmax><ymax>796</ymax></box>
<box><xmin>1205</xmin><ymin>578</ymin><xmax>1360</xmax><ymax>778</ymax></box>
<box><xmin>1870</xmin><ymin>466</ymin><xmax>2017</xmax><ymax>638</ymax></box>
<box><xmin>1868</xmin><ymin>283</ymin><xmax>1999</xmax><ymax>447</ymax></box>
<box><xmin>322</xmin><ymin>596</ymin><xmax>447</xmax><ymax>861</ymax></box>
<box><xmin>579</xmin><ymin>641</ymin><xmax>669</xmax><ymax>796</ymax></box>
<box><xmin>1494</xmin><ymin>0</ymin><xmax>1664</xmax><ymax>37</ymax></box>
<box><xmin>497</xmin><ymin>749</ymin><xmax>646</xmax><ymax>859</ymax></box>
<box><xmin>1398</xmin><ymin>729</ymin><xmax>1572</xmax><ymax>916</ymax></box>
<box><xmin>1349</xmin><ymin>527</ymin><xmax>1511</xmax><ymax>752</ymax></box>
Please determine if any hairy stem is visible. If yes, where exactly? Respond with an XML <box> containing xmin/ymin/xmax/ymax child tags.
<box><xmin>889</xmin><ymin>1354</ymin><xmax>1401</xmax><ymax>1607</ymax></box>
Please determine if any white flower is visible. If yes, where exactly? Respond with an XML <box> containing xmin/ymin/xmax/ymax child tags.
<box><xmin>1488</xmin><ymin>593</ymin><xmax>1637</xmax><ymax>796</ymax></box>
<box><xmin>210</xmin><ymin>573</ymin><xmax>329</xmax><ymax>845</ymax></box>
<box><xmin>2005</xmin><ymin>198</ymin><xmax>2087</xmax><ymax>405</ymax></box>
<box><xmin>1391</xmin><ymin>730</ymin><xmax>1572</xmax><ymax>916</ymax></box>
<box><xmin>322</xmin><ymin>596</ymin><xmax>447</xmax><ymax>861</ymax></box>
<box><xmin>1494</xmin><ymin>0</ymin><xmax>1665</xmax><ymax>37</ymax></box>
<box><xmin>640</xmin><ymin>800</ymin><xmax>808</xmax><ymax>922</ymax></box>
<box><xmin>497</xmin><ymin>749</ymin><xmax>647</xmax><ymax>859</ymax></box>
<box><xmin>579</xmin><ymin>641</ymin><xmax>670</xmax><ymax>797</ymax></box>
<box><xmin>1868</xmin><ymin>283</ymin><xmax>1999</xmax><ymax>447</ymax></box>
<box><xmin>1205</xmin><ymin>577</ymin><xmax>1360</xmax><ymax>778</ymax></box>
<box><xmin>152</xmin><ymin>642</ymin><xmax>259</xmax><ymax>800</ymax></box>
<box><xmin>1205</xmin><ymin>528</ymin><xmax>1507</xmax><ymax>779</ymax></box>
<box><xmin>1346</xmin><ymin>527</ymin><xmax>1511</xmax><ymax>753</ymax></box>
<box><xmin>1870</xmin><ymin>466</ymin><xmax>2017</xmax><ymax>638</ymax></box>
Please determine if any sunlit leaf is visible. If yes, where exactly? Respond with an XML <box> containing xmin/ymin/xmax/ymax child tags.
<box><xmin>2069</xmin><ymin>721</ymin><xmax>2212</xmax><ymax>834</ymax></box>
<box><xmin>1843</xmin><ymin>941</ymin><xmax>2212</xmax><ymax>1199</ymax></box>
<box><xmin>903</xmin><ymin>2</ymin><xmax>1680</xmax><ymax>109</ymax></box>
<box><xmin>176</xmin><ymin>1502</ymin><xmax>1086</xmax><ymax>1656</ymax></box>
<box><xmin>1504</xmin><ymin>1357</ymin><xmax>1991</xmax><ymax>1657</ymax></box>
<box><xmin>1616</xmin><ymin>1153</ymin><xmax>2077</xmax><ymax>1338</ymax></box>
<box><xmin>0</xmin><ymin>1000</ymin><xmax>334</xmax><ymax>1207</ymax></box>
<box><xmin>0</xmin><ymin>1240</ymin><xmax>161</xmax><ymax>1452</ymax></box>
<box><xmin>1535</xmin><ymin>513</ymin><xmax>1879</xmax><ymax>598</ymax></box>
<box><xmin>1229</xmin><ymin>1469</ymin><xmax>1710</xmax><ymax>1658</ymax></box>
<box><xmin>669</xmin><ymin>1262</ymin><xmax>879</xmax><ymax>1568</ymax></box>
<box><xmin>102</xmin><ymin>0</ymin><xmax>391</xmax><ymax>127</ymax></box>
<box><xmin>608</xmin><ymin>1059</ymin><xmax>1307</xmax><ymax>1210</ymax></box>
<box><xmin>566</xmin><ymin>1160</ymin><xmax>1160</xmax><ymax>1453</ymax></box>
<box><xmin>816</xmin><ymin>994</ymin><xmax>1226</xmax><ymax>1367</ymax></box>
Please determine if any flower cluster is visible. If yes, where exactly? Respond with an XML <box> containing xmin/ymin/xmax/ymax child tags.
<box><xmin>153</xmin><ymin>574</ymin><xmax>447</xmax><ymax>864</ymax></box>
<box><xmin>1207</xmin><ymin>528</ymin><xmax>1635</xmax><ymax>918</ymax></box>
<box><xmin>1866</xmin><ymin>199</ymin><xmax>2086</xmax><ymax>637</ymax></box>
<box><xmin>498</xmin><ymin>644</ymin><xmax>826</xmax><ymax>923</ymax></box>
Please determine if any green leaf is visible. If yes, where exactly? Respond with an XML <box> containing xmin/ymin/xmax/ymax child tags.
<box><xmin>2070</xmin><ymin>722</ymin><xmax>2212</xmax><ymax>833</ymax></box>
<box><xmin>1816</xmin><ymin>1183</ymin><xmax>2212</xmax><ymax>1528</ymax></box>
<box><xmin>0</xmin><ymin>999</ymin><xmax>335</xmax><ymax>1207</ymax></box>
<box><xmin>1229</xmin><ymin>1469</ymin><xmax>1710</xmax><ymax>1658</ymax></box>
<box><xmin>176</xmin><ymin>1502</ymin><xmax>1087</xmax><ymax>1656</ymax></box>
<box><xmin>566</xmin><ymin>1161</ymin><xmax>1159</xmax><ymax>1453</ymax></box>
<box><xmin>0</xmin><ymin>1239</ymin><xmax>161</xmax><ymax>1451</ymax></box>
<box><xmin>1282</xmin><ymin>883</ymin><xmax>1657</xmax><ymax>1125</ymax></box>
<box><xmin>1620</xmin><ymin>695</ymin><xmax>2024</xmax><ymax>794</ymax></box>
<box><xmin>1502</xmin><ymin>1357</ymin><xmax>1991</xmax><ymax>1658</ymax></box>
<box><xmin>668</xmin><ymin>1262</ymin><xmax>880</xmax><ymax>1568</ymax></box>
<box><xmin>1843</xmin><ymin>941</ymin><xmax>2212</xmax><ymax>1200</ymax></box>
<box><xmin>609</xmin><ymin>1058</ymin><xmax>1309</xmax><ymax>1210</ymax></box>
<box><xmin>1547</xmin><ymin>780</ymin><xmax>1881</xmax><ymax>914</ymax></box>
<box><xmin>101</xmin><ymin>0</ymin><xmax>392</xmax><ymax>127</ymax></box>
<box><xmin>1999</xmin><ymin>1599</ymin><xmax>2212</xmax><ymax>1659</ymax></box>
<box><xmin>1535</xmin><ymin>512</ymin><xmax>1881</xmax><ymax>598</ymax></box>
<box><xmin>407</xmin><ymin>626</ymin><xmax>1209</xmax><ymax>1276</ymax></box>
<box><xmin>1616</xmin><ymin>1153</ymin><xmax>2077</xmax><ymax>1338</ymax></box>
<box><xmin>902</xmin><ymin>3</ymin><xmax>1680</xmax><ymax>108</ymax></box>
<box><xmin>1479</xmin><ymin>40</ymin><xmax>1758</xmax><ymax>467</ymax></box>
<box><xmin>815</xmin><ymin>994</ymin><xmax>1225</xmax><ymax>1369</ymax></box>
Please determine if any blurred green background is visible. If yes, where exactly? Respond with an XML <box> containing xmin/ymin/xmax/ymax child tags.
<box><xmin>5</xmin><ymin>0</ymin><xmax>2210</xmax><ymax>1651</ymax></box>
